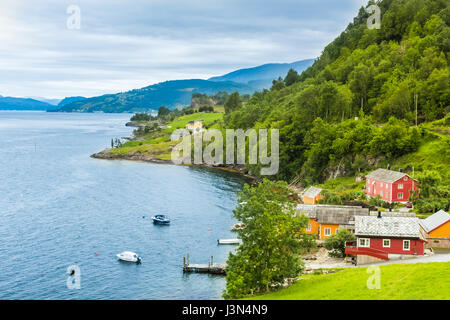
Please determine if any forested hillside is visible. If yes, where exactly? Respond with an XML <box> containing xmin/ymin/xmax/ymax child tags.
<box><xmin>225</xmin><ymin>0</ymin><xmax>449</xmax><ymax>184</ymax></box>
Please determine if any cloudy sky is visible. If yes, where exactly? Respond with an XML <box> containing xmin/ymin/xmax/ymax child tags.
<box><xmin>0</xmin><ymin>0</ymin><xmax>368</xmax><ymax>99</ymax></box>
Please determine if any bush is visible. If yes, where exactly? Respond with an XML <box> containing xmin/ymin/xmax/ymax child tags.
<box><xmin>318</xmin><ymin>190</ymin><xmax>343</xmax><ymax>205</ymax></box>
<box><xmin>324</xmin><ymin>229</ymin><xmax>356</xmax><ymax>258</ymax></box>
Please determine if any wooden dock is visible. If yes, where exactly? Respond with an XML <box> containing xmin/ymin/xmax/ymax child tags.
<box><xmin>182</xmin><ymin>254</ymin><xmax>227</xmax><ymax>275</ymax></box>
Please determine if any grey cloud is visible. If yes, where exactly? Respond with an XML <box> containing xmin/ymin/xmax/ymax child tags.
<box><xmin>0</xmin><ymin>0</ymin><xmax>368</xmax><ymax>98</ymax></box>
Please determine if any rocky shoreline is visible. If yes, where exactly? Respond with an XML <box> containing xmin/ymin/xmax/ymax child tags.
<box><xmin>91</xmin><ymin>149</ymin><xmax>257</xmax><ymax>181</ymax></box>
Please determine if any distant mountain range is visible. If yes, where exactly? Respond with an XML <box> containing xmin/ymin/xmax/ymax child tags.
<box><xmin>2</xmin><ymin>59</ymin><xmax>315</xmax><ymax>113</ymax></box>
<box><xmin>0</xmin><ymin>95</ymin><xmax>58</xmax><ymax>111</ymax></box>
<box><xmin>55</xmin><ymin>79</ymin><xmax>256</xmax><ymax>113</ymax></box>
<box><xmin>208</xmin><ymin>59</ymin><xmax>315</xmax><ymax>89</ymax></box>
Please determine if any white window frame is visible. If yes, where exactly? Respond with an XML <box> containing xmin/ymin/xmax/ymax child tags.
<box><xmin>380</xmin><ymin>191</ymin><xmax>383</xmax><ymax>197</ymax></box>
<box><xmin>383</xmin><ymin>239</ymin><xmax>391</xmax><ymax>248</ymax></box>
<box><xmin>398</xmin><ymin>192</ymin><xmax>403</xmax><ymax>199</ymax></box>
<box><xmin>324</xmin><ymin>228</ymin><xmax>331</xmax><ymax>236</ymax></box>
<box><xmin>398</xmin><ymin>184</ymin><xmax>403</xmax><ymax>189</ymax></box>
<box><xmin>368</xmin><ymin>187</ymin><xmax>371</xmax><ymax>192</ymax></box>
<box><xmin>403</xmin><ymin>240</ymin><xmax>410</xmax><ymax>251</ymax></box>
<box><xmin>306</xmin><ymin>224</ymin><xmax>311</xmax><ymax>232</ymax></box>
<box><xmin>380</xmin><ymin>182</ymin><xmax>383</xmax><ymax>187</ymax></box>
<box><xmin>359</xmin><ymin>238</ymin><xmax>370</xmax><ymax>248</ymax></box>
<box><xmin>404</xmin><ymin>177</ymin><xmax>408</xmax><ymax>181</ymax></box>
<box><xmin>335</xmin><ymin>228</ymin><xmax>339</xmax><ymax>234</ymax></box>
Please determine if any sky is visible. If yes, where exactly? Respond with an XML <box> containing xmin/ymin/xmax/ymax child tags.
<box><xmin>0</xmin><ymin>0</ymin><xmax>368</xmax><ymax>99</ymax></box>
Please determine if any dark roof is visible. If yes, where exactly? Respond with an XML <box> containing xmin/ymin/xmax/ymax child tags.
<box><xmin>365</xmin><ymin>168</ymin><xmax>410</xmax><ymax>183</ymax></box>
<box><xmin>296</xmin><ymin>204</ymin><xmax>369</xmax><ymax>225</ymax></box>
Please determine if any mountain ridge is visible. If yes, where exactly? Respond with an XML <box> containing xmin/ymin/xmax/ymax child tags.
<box><xmin>0</xmin><ymin>96</ymin><xmax>56</xmax><ymax>111</ymax></box>
<box><xmin>56</xmin><ymin>59</ymin><xmax>315</xmax><ymax>113</ymax></box>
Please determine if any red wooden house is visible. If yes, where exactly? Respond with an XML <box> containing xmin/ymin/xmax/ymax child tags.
<box><xmin>365</xmin><ymin>168</ymin><xmax>418</xmax><ymax>203</ymax></box>
<box><xmin>345</xmin><ymin>213</ymin><xmax>426</xmax><ymax>265</ymax></box>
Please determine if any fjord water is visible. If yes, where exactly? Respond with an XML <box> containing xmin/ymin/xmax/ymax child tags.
<box><xmin>0</xmin><ymin>111</ymin><xmax>245</xmax><ymax>299</ymax></box>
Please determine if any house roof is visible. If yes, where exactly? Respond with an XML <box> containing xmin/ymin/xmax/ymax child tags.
<box><xmin>355</xmin><ymin>215</ymin><xmax>421</xmax><ymax>238</ymax></box>
<box><xmin>419</xmin><ymin>210</ymin><xmax>450</xmax><ymax>233</ymax></box>
<box><xmin>365</xmin><ymin>168</ymin><xmax>410</xmax><ymax>183</ymax></box>
<box><xmin>303</xmin><ymin>186</ymin><xmax>322</xmax><ymax>199</ymax></box>
<box><xmin>296</xmin><ymin>204</ymin><xmax>369</xmax><ymax>225</ymax></box>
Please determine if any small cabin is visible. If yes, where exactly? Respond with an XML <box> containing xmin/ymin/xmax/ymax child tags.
<box><xmin>303</xmin><ymin>186</ymin><xmax>323</xmax><ymax>204</ymax></box>
<box><xmin>185</xmin><ymin>120</ymin><xmax>204</xmax><ymax>133</ymax></box>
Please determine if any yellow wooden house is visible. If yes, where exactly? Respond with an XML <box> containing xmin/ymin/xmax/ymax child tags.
<box><xmin>302</xmin><ymin>186</ymin><xmax>323</xmax><ymax>204</ymax></box>
<box><xmin>420</xmin><ymin>210</ymin><xmax>450</xmax><ymax>249</ymax></box>
<box><xmin>297</xmin><ymin>204</ymin><xmax>369</xmax><ymax>240</ymax></box>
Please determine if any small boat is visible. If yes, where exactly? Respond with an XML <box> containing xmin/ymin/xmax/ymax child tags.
<box><xmin>116</xmin><ymin>251</ymin><xmax>142</xmax><ymax>263</ymax></box>
<box><xmin>217</xmin><ymin>239</ymin><xmax>242</xmax><ymax>245</ymax></box>
<box><xmin>151</xmin><ymin>214</ymin><xmax>171</xmax><ymax>225</ymax></box>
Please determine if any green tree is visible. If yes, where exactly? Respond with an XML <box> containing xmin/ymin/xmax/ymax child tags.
<box><xmin>157</xmin><ymin>106</ymin><xmax>170</xmax><ymax>117</ymax></box>
<box><xmin>284</xmin><ymin>69</ymin><xmax>300</xmax><ymax>86</ymax></box>
<box><xmin>223</xmin><ymin>179</ymin><xmax>311</xmax><ymax>299</ymax></box>
<box><xmin>349</xmin><ymin>63</ymin><xmax>371</xmax><ymax>113</ymax></box>
<box><xmin>324</xmin><ymin>229</ymin><xmax>356</xmax><ymax>258</ymax></box>
<box><xmin>271</xmin><ymin>77</ymin><xmax>285</xmax><ymax>91</ymax></box>
<box><xmin>224</xmin><ymin>92</ymin><xmax>242</xmax><ymax>114</ymax></box>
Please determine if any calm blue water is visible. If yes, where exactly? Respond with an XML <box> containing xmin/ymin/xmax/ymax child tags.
<box><xmin>0</xmin><ymin>111</ymin><xmax>246</xmax><ymax>300</ymax></box>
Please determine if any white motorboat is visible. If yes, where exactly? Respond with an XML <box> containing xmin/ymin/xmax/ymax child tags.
<box><xmin>217</xmin><ymin>239</ymin><xmax>242</xmax><ymax>245</ymax></box>
<box><xmin>116</xmin><ymin>251</ymin><xmax>142</xmax><ymax>263</ymax></box>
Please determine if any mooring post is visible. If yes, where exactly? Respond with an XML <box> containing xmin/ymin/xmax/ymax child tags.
<box><xmin>211</xmin><ymin>256</ymin><xmax>213</xmax><ymax>266</ymax></box>
<box><xmin>187</xmin><ymin>253</ymin><xmax>189</xmax><ymax>265</ymax></box>
<box><xmin>183</xmin><ymin>256</ymin><xmax>186</xmax><ymax>267</ymax></box>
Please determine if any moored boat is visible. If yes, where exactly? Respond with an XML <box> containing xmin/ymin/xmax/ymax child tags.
<box><xmin>116</xmin><ymin>251</ymin><xmax>142</xmax><ymax>263</ymax></box>
<box><xmin>152</xmin><ymin>214</ymin><xmax>171</xmax><ymax>225</ymax></box>
<box><xmin>217</xmin><ymin>238</ymin><xmax>242</xmax><ymax>245</ymax></box>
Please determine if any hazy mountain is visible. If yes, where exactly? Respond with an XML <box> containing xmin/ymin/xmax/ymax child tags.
<box><xmin>56</xmin><ymin>79</ymin><xmax>254</xmax><ymax>113</ymax></box>
<box><xmin>208</xmin><ymin>59</ymin><xmax>315</xmax><ymax>89</ymax></box>
<box><xmin>56</xmin><ymin>59</ymin><xmax>315</xmax><ymax>113</ymax></box>
<box><xmin>57</xmin><ymin>96</ymin><xmax>87</xmax><ymax>107</ymax></box>
<box><xmin>29</xmin><ymin>97</ymin><xmax>62</xmax><ymax>106</ymax></box>
<box><xmin>0</xmin><ymin>96</ymin><xmax>55</xmax><ymax>111</ymax></box>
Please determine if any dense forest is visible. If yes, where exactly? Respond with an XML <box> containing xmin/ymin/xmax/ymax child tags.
<box><xmin>224</xmin><ymin>0</ymin><xmax>449</xmax><ymax>183</ymax></box>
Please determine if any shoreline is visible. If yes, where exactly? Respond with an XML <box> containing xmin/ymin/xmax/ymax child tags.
<box><xmin>91</xmin><ymin>150</ymin><xmax>257</xmax><ymax>181</ymax></box>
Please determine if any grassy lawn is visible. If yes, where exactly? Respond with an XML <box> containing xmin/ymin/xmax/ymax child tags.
<box><xmin>247</xmin><ymin>262</ymin><xmax>450</xmax><ymax>300</ymax></box>
<box><xmin>165</xmin><ymin>112</ymin><xmax>223</xmax><ymax>131</ymax></box>
<box><xmin>318</xmin><ymin>176</ymin><xmax>365</xmax><ymax>194</ymax></box>
<box><xmin>390</xmin><ymin>131</ymin><xmax>450</xmax><ymax>177</ymax></box>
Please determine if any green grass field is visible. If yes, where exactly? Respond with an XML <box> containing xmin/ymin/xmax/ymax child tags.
<box><xmin>108</xmin><ymin>112</ymin><xmax>224</xmax><ymax>160</ymax></box>
<box><xmin>247</xmin><ymin>262</ymin><xmax>450</xmax><ymax>300</ymax></box>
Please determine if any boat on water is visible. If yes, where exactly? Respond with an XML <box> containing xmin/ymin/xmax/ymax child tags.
<box><xmin>217</xmin><ymin>238</ymin><xmax>242</xmax><ymax>245</ymax></box>
<box><xmin>116</xmin><ymin>251</ymin><xmax>142</xmax><ymax>263</ymax></box>
<box><xmin>151</xmin><ymin>214</ymin><xmax>171</xmax><ymax>225</ymax></box>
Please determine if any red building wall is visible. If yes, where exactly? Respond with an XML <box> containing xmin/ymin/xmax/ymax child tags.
<box><xmin>359</xmin><ymin>237</ymin><xmax>424</xmax><ymax>255</ymax></box>
<box><xmin>391</xmin><ymin>176</ymin><xmax>418</xmax><ymax>202</ymax></box>
<box><xmin>365</xmin><ymin>175</ymin><xmax>418</xmax><ymax>203</ymax></box>
<box><xmin>365</xmin><ymin>179</ymin><xmax>392</xmax><ymax>201</ymax></box>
